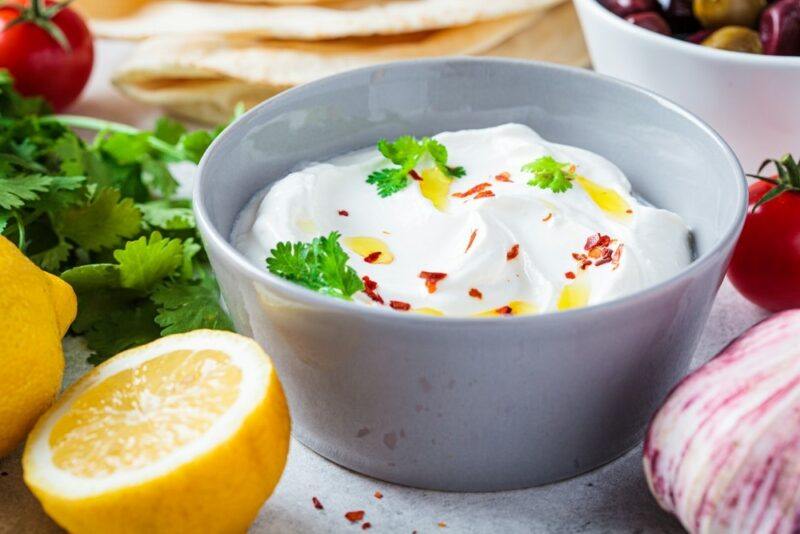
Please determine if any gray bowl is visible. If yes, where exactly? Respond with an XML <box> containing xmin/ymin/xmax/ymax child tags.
<box><xmin>195</xmin><ymin>58</ymin><xmax>746</xmax><ymax>491</ymax></box>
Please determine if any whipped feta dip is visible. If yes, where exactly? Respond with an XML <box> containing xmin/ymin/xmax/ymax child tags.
<box><xmin>236</xmin><ymin>123</ymin><xmax>692</xmax><ymax>316</ymax></box>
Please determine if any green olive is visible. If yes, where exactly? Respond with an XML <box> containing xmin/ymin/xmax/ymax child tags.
<box><xmin>693</xmin><ymin>0</ymin><xmax>766</xmax><ymax>28</ymax></box>
<box><xmin>701</xmin><ymin>26</ymin><xmax>764</xmax><ymax>52</ymax></box>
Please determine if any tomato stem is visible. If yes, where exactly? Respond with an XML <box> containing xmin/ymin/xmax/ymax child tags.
<box><xmin>1</xmin><ymin>0</ymin><xmax>74</xmax><ymax>52</ymax></box>
<box><xmin>746</xmin><ymin>154</ymin><xmax>800</xmax><ymax>212</ymax></box>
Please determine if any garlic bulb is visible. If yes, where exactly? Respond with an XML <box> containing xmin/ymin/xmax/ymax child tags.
<box><xmin>644</xmin><ymin>309</ymin><xmax>800</xmax><ymax>534</ymax></box>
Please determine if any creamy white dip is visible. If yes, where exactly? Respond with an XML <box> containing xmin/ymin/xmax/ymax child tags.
<box><xmin>236</xmin><ymin>123</ymin><xmax>691</xmax><ymax>316</ymax></box>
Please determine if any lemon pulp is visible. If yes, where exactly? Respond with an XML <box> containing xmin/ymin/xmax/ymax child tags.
<box><xmin>50</xmin><ymin>349</ymin><xmax>242</xmax><ymax>477</ymax></box>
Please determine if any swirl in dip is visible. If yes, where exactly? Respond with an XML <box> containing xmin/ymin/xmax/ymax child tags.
<box><xmin>236</xmin><ymin>124</ymin><xmax>692</xmax><ymax>317</ymax></box>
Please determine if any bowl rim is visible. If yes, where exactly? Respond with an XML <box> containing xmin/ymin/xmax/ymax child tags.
<box><xmin>195</xmin><ymin>56</ymin><xmax>747</xmax><ymax>325</ymax></box>
<box><xmin>574</xmin><ymin>0</ymin><xmax>800</xmax><ymax>65</ymax></box>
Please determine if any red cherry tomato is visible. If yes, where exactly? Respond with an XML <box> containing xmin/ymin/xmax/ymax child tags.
<box><xmin>0</xmin><ymin>0</ymin><xmax>93</xmax><ymax>111</ymax></box>
<box><xmin>728</xmin><ymin>179</ymin><xmax>800</xmax><ymax>311</ymax></box>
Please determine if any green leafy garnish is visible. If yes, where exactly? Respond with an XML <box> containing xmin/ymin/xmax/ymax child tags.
<box><xmin>266</xmin><ymin>231</ymin><xmax>364</xmax><ymax>300</ymax></box>
<box><xmin>367</xmin><ymin>136</ymin><xmax>466</xmax><ymax>197</ymax></box>
<box><xmin>747</xmin><ymin>154</ymin><xmax>800</xmax><ymax>211</ymax></box>
<box><xmin>521</xmin><ymin>156</ymin><xmax>576</xmax><ymax>193</ymax></box>
<box><xmin>0</xmin><ymin>70</ymin><xmax>238</xmax><ymax>364</ymax></box>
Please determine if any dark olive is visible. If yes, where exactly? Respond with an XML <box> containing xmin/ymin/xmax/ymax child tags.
<box><xmin>693</xmin><ymin>0</ymin><xmax>767</xmax><ymax>28</ymax></box>
<box><xmin>659</xmin><ymin>0</ymin><xmax>703</xmax><ymax>32</ymax></box>
<box><xmin>702</xmin><ymin>25</ymin><xmax>765</xmax><ymax>51</ymax></box>
<box><xmin>686</xmin><ymin>28</ymin><xmax>716</xmax><ymax>41</ymax></box>
<box><xmin>626</xmin><ymin>11</ymin><xmax>674</xmax><ymax>33</ymax></box>
<box><xmin>600</xmin><ymin>0</ymin><xmax>661</xmax><ymax>16</ymax></box>
<box><xmin>760</xmin><ymin>0</ymin><xmax>800</xmax><ymax>54</ymax></box>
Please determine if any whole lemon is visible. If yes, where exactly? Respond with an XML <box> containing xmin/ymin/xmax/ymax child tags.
<box><xmin>0</xmin><ymin>236</ymin><xmax>76</xmax><ymax>457</ymax></box>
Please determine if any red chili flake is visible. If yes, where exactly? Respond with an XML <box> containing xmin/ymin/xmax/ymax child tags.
<box><xmin>419</xmin><ymin>271</ymin><xmax>447</xmax><ymax>294</ymax></box>
<box><xmin>612</xmin><ymin>244</ymin><xmax>624</xmax><ymax>270</ymax></box>
<box><xmin>338</xmin><ymin>210</ymin><xmax>349</xmax><ymax>216</ymax></box>
<box><xmin>452</xmin><ymin>182</ymin><xmax>492</xmax><ymax>198</ymax></box>
<box><xmin>465</xmin><ymin>229</ymin><xmax>478</xmax><ymax>253</ymax></box>
<box><xmin>364</xmin><ymin>251</ymin><xmax>382</xmax><ymax>264</ymax></box>
<box><xmin>572</xmin><ymin>252</ymin><xmax>587</xmax><ymax>261</ymax></box>
<box><xmin>469</xmin><ymin>288</ymin><xmax>483</xmax><ymax>299</ymax></box>
<box><xmin>390</xmin><ymin>300</ymin><xmax>411</xmax><ymax>311</ymax></box>
<box><xmin>495</xmin><ymin>305</ymin><xmax>513</xmax><ymax>315</ymax></box>
<box><xmin>580</xmin><ymin>259</ymin><xmax>592</xmax><ymax>270</ymax></box>
<box><xmin>474</xmin><ymin>190</ymin><xmax>495</xmax><ymax>199</ymax></box>
<box><xmin>362</xmin><ymin>275</ymin><xmax>384</xmax><ymax>304</ymax></box>
<box><xmin>495</xmin><ymin>171</ymin><xmax>512</xmax><ymax>182</ymax></box>
<box><xmin>595</xmin><ymin>248</ymin><xmax>614</xmax><ymax>267</ymax></box>
<box><xmin>506</xmin><ymin>244</ymin><xmax>520</xmax><ymax>261</ymax></box>
<box><xmin>362</xmin><ymin>523</ymin><xmax>372</xmax><ymax>530</ymax></box>
<box><xmin>374</xmin><ymin>491</ymin><xmax>383</xmax><ymax>499</ymax></box>
<box><xmin>409</xmin><ymin>169</ymin><xmax>423</xmax><ymax>181</ymax></box>
<box><xmin>345</xmin><ymin>511</ymin><xmax>366</xmax><ymax>523</ymax></box>
<box><xmin>565</xmin><ymin>271</ymin><xmax>576</xmax><ymax>280</ymax></box>
<box><xmin>312</xmin><ymin>497</ymin><xmax>324</xmax><ymax>510</ymax></box>
<box><xmin>584</xmin><ymin>233</ymin><xmax>612</xmax><ymax>251</ymax></box>
<box><xmin>542</xmin><ymin>212</ymin><xmax>553</xmax><ymax>222</ymax></box>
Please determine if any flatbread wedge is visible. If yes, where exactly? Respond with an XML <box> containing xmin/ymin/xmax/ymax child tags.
<box><xmin>90</xmin><ymin>0</ymin><xmax>553</xmax><ymax>40</ymax></box>
<box><xmin>112</xmin><ymin>13</ymin><xmax>542</xmax><ymax>124</ymax></box>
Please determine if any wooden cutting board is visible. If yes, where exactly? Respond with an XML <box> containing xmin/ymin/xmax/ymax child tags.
<box><xmin>487</xmin><ymin>1</ymin><xmax>590</xmax><ymax>67</ymax></box>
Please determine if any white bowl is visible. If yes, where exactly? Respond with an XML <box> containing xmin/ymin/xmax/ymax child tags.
<box><xmin>573</xmin><ymin>0</ymin><xmax>800</xmax><ymax>173</ymax></box>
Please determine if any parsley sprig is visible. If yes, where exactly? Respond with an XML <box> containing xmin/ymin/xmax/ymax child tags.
<box><xmin>266</xmin><ymin>231</ymin><xmax>364</xmax><ymax>300</ymax></box>
<box><xmin>367</xmin><ymin>136</ymin><xmax>465</xmax><ymax>197</ymax></box>
<box><xmin>522</xmin><ymin>156</ymin><xmax>576</xmax><ymax>193</ymax></box>
<box><xmin>747</xmin><ymin>154</ymin><xmax>800</xmax><ymax>211</ymax></box>
<box><xmin>0</xmin><ymin>70</ymin><xmax>238</xmax><ymax>363</ymax></box>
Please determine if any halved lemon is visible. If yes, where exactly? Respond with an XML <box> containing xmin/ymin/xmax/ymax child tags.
<box><xmin>23</xmin><ymin>330</ymin><xmax>290</xmax><ymax>534</ymax></box>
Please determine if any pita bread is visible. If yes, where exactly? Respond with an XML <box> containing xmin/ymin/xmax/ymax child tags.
<box><xmin>90</xmin><ymin>0</ymin><xmax>551</xmax><ymax>40</ymax></box>
<box><xmin>112</xmin><ymin>14</ymin><xmax>540</xmax><ymax>123</ymax></box>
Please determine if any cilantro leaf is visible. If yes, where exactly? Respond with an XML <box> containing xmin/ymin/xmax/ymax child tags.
<box><xmin>152</xmin><ymin>274</ymin><xmax>233</xmax><ymax>336</ymax></box>
<box><xmin>138</xmin><ymin>199</ymin><xmax>195</xmax><ymax>231</ymax></box>
<box><xmin>522</xmin><ymin>156</ymin><xmax>576</xmax><ymax>193</ymax></box>
<box><xmin>114</xmin><ymin>231</ymin><xmax>184</xmax><ymax>291</ymax></box>
<box><xmin>425</xmin><ymin>138</ymin><xmax>465</xmax><ymax>179</ymax></box>
<box><xmin>378</xmin><ymin>136</ymin><xmax>425</xmax><ymax>166</ymax></box>
<box><xmin>29</xmin><ymin>240</ymin><xmax>72</xmax><ymax>272</ymax></box>
<box><xmin>141</xmin><ymin>156</ymin><xmax>179</xmax><ymax>198</ymax></box>
<box><xmin>153</xmin><ymin>117</ymin><xmax>187</xmax><ymax>144</ymax></box>
<box><xmin>266</xmin><ymin>231</ymin><xmax>364</xmax><ymax>300</ymax></box>
<box><xmin>100</xmin><ymin>132</ymin><xmax>151</xmax><ymax>165</ymax></box>
<box><xmin>368</xmin><ymin>136</ymin><xmax>466</xmax><ymax>197</ymax></box>
<box><xmin>61</xmin><ymin>263</ymin><xmax>122</xmax><ymax>292</ymax></box>
<box><xmin>0</xmin><ymin>71</ymin><xmax>236</xmax><ymax>365</ymax></box>
<box><xmin>0</xmin><ymin>175</ymin><xmax>53</xmax><ymax>210</ymax></box>
<box><xmin>84</xmin><ymin>300</ymin><xmax>161</xmax><ymax>365</ymax></box>
<box><xmin>57</xmin><ymin>188</ymin><xmax>142</xmax><ymax>251</ymax></box>
<box><xmin>367</xmin><ymin>167</ymin><xmax>411</xmax><ymax>198</ymax></box>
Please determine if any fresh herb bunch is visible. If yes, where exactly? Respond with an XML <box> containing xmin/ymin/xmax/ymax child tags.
<box><xmin>266</xmin><ymin>231</ymin><xmax>364</xmax><ymax>300</ymax></box>
<box><xmin>747</xmin><ymin>154</ymin><xmax>800</xmax><ymax>211</ymax></box>
<box><xmin>367</xmin><ymin>135</ymin><xmax>466</xmax><ymax>197</ymax></box>
<box><xmin>522</xmin><ymin>156</ymin><xmax>576</xmax><ymax>193</ymax></box>
<box><xmin>0</xmin><ymin>71</ymin><xmax>237</xmax><ymax>363</ymax></box>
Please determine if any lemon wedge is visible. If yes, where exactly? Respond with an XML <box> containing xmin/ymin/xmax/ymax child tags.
<box><xmin>23</xmin><ymin>330</ymin><xmax>290</xmax><ymax>534</ymax></box>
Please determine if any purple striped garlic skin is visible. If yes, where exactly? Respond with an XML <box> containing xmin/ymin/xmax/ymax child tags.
<box><xmin>643</xmin><ymin>309</ymin><xmax>800</xmax><ymax>534</ymax></box>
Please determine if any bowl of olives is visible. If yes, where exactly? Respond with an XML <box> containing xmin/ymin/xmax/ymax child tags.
<box><xmin>574</xmin><ymin>0</ymin><xmax>800</xmax><ymax>172</ymax></box>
